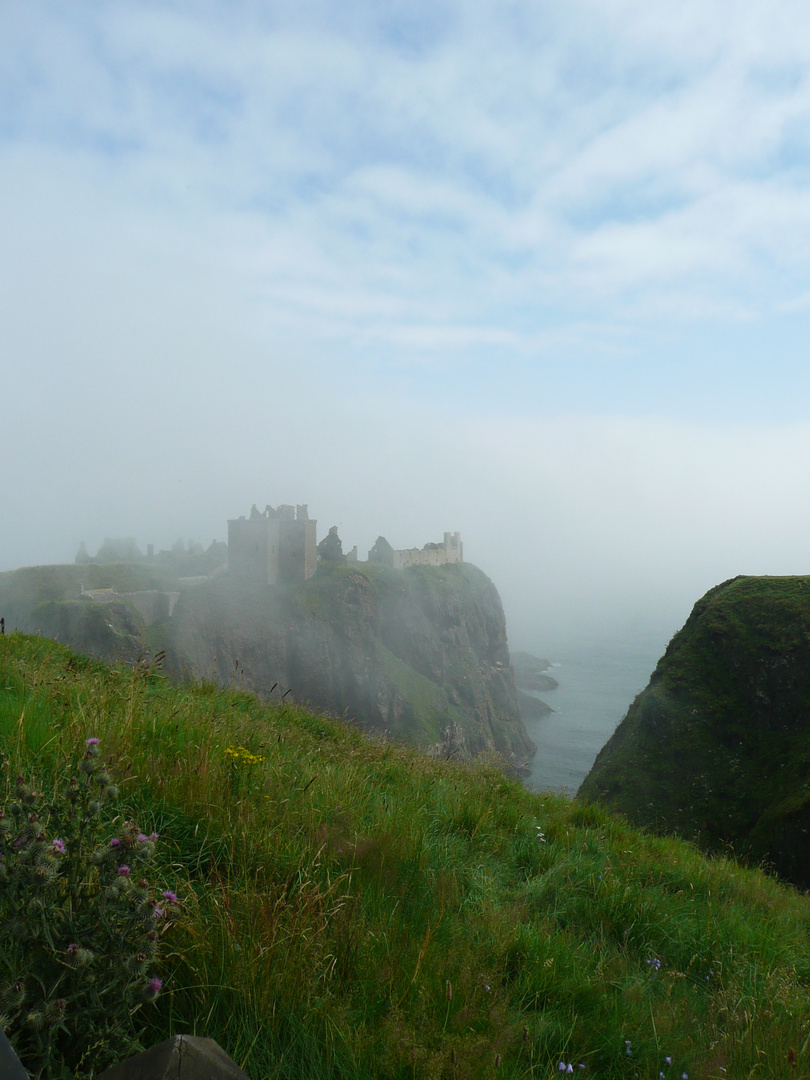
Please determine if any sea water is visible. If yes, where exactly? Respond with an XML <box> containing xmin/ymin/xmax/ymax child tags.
<box><xmin>521</xmin><ymin>631</ymin><xmax>669</xmax><ymax>796</ymax></box>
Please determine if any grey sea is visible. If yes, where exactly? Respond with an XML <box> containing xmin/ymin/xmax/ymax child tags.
<box><xmin>521</xmin><ymin>632</ymin><xmax>669</xmax><ymax>796</ymax></box>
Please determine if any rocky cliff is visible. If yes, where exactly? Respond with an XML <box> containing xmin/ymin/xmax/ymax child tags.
<box><xmin>579</xmin><ymin>575</ymin><xmax>810</xmax><ymax>886</ymax></box>
<box><xmin>0</xmin><ymin>560</ymin><xmax>534</xmax><ymax>769</ymax></box>
<box><xmin>165</xmin><ymin>562</ymin><xmax>534</xmax><ymax>767</ymax></box>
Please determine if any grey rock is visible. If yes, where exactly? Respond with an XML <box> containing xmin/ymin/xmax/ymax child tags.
<box><xmin>0</xmin><ymin>1025</ymin><xmax>29</xmax><ymax>1080</ymax></box>
<box><xmin>96</xmin><ymin>1035</ymin><xmax>251</xmax><ymax>1080</ymax></box>
<box><xmin>517</xmin><ymin>689</ymin><xmax>553</xmax><ymax>718</ymax></box>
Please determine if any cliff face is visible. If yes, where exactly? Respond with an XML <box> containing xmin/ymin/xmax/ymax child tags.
<box><xmin>0</xmin><ymin>564</ymin><xmax>171</xmax><ymax>665</ymax></box>
<box><xmin>579</xmin><ymin>576</ymin><xmax>810</xmax><ymax>886</ymax></box>
<box><xmin>0</xmin><ymin>561</ymin><xmax>533</xmax><ymax>769</ymax></box>
<box><xmin>165</xmin><ymin>562</ymin><xmax>534</xmax><ymax>767</ymax></box>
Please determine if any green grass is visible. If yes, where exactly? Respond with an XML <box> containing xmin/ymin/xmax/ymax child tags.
<box><xmin>3</xmin><ymin>632</ymin><xmax>810</xmax><ymax>1079</ymax></box>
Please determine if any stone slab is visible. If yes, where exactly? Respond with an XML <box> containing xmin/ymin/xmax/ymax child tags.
<box><xmin>0</xmin><ymin>1025</ymin><xmax>30</xmax><ymax>1080</ymax></box>
<box><xmin>96</xmin><ymin>1035</ymin><xmax>251</xmax><ymax>1080</ymax></box>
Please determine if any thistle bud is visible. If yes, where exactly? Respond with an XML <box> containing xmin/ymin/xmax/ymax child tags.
<box><xmin>1</xmin><ymin>980</ymin><xmax>26</xmax><ymax>1010</ymax></box>
<box><xmin>44</xmin><ymin>998</ymin><xmax>67</xmax><ymax>1024</ymax></box>
<box><xmin>65</xmin><ymin>945</ymin><xmax>95</xmax><ymax>968</ymax></box>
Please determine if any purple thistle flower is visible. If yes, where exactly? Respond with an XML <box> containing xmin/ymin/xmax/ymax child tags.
<box><xmin>66</xmin><ymin>944</ymin><xmax>79</xmax><ymax>956</ymax></box>
<box><xmin>52</xmin><ymin>838</ymin><xmax>66</xmax><ymax>854</ymax></box>
<box><xmin>118</xmin><ymin>865</ymin><xmax>131</xmax><ymax>877</ymax></box>
<box><xmin>137</xmin><ymin>834</ymin><xmax>148</xmax><ymax>843</ymax></box>
<box><xmin>162</xmin><ymin>890</ymin><xmax>178</xmax><ymax>903</ymax></box>
<box><xmin>109</xmin><ymin>838</ymin><xmax>121</xmax><ymax>848</ymax></box>
<box><xmin>153</xmin><ymin>906</ymin><xmax>164</xmax><ymax>919</ymax></box>
<box><xmin>142</xmin><ymin>976</ymin><xmax>163</xmax><ymax>1001</ymax></box>
<box><xmin>86</xmin><ymin>737</ymin><xmax>100</xmax><ymax>745</ymax></box>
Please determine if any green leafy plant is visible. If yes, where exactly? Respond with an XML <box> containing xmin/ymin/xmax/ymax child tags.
<box><xmin>0</xmin><ymin>738</ymin><xmax>179</xmax><ymax>1079</ymax></box>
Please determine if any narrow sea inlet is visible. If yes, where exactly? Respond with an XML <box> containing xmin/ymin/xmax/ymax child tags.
<box><xmin>521</xmin><ymin>632</ymin><xmax>666</xmax><ymax>795</ymax></box>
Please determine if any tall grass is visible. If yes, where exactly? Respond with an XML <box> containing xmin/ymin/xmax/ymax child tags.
<box><xmin>2</xmin><ymin>632</ymin><xmax>810</xmax><ymax>1079</ymax></box>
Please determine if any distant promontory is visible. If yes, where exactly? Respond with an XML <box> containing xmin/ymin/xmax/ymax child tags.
<box><xmin>0</xmin><ymin>507</ymin><xmax>535</xmax><ymax>771</ymax></box>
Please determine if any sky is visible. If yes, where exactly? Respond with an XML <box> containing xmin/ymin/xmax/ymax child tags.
<box><xmin>4</xmin><ymin>0</ymin><xmax>810</xmax><ymax>656</ymax></box>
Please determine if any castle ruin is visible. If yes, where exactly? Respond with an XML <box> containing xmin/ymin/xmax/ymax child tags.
<box><xmin>368</xmin><ymin>532</ymin><xmax>463</xmax><ymax>569</ymax></box>
<box><xmin>228</xmin><ymin>505</ymin><xmax>462</xmax><ymax>583</ymax></box>
<box><xmin>75</xmin><ymin>509</ymin><xmax>462</xmax><ymax>592</ymax></box>
<box><xmin>227</xmin><ymin>504</ymin><xmax>317</xmax><ymax>585</ymax></box>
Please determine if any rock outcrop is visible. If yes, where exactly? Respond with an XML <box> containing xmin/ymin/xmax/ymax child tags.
<box><xmin>579</xmin><ymin>575</ymin><xmax>810</xmax><ymax>887</ymax></box>
<box><xmin>165</xmin><ymin>562</ymin><xmax>534</xmax><ymax>767</ymax></box>
<box><xmin>511</xmin><ymin>651</ymin><xmax>557</xmax><ymax>719</ymax></box>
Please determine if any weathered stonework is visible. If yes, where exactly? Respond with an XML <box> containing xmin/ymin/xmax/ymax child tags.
<box><xmin>228</xmin><ymin>504</ymin><xmax>317</xmax><ymax>585</ymax></box>
<box><xmin>369</xmin><ymin>532</ymin><xmax>463</xmax><ymax>569</ymax></box>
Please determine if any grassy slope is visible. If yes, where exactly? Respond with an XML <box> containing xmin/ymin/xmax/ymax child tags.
<box><xmin>2</xmin><ymin>633</ymin><xmax>810</xmax><ymax>1080</ymax></box>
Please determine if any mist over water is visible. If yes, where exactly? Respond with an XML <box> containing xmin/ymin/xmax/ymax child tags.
<box><xmin>520</xmin><ymin>630</ymin><xmax>668</xmax><ymax>796</ymax></box>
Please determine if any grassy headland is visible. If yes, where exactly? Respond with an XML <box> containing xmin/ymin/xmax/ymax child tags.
<box><xmin>579</xmin><ymin>576</ymin><xmax>810</xmax><ymax>887</ymax></box>
<box><xmin>2</xmin><ymin>632</ymin><xmax>810</xmax><ymax>1079</ymax></box>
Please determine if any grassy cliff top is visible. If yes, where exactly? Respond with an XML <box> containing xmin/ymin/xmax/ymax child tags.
<box><xmin>654</xmin><ymin>574</ymin><xmax>810</xmax><ymax>689</ymax></box>
<box><xmin>3</xmin><ymin>632</ymin><xmax>810</xmax><ymax>1078</ymax></box>
<box><xmin>579</xmin><ymin>575</ymin><xmax>810</xmax><ymax>887</ymax></box>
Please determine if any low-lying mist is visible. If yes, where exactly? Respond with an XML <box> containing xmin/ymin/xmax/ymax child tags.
<box><xmin>6</xmin><ymin>404</ymin><xmax>810</xmax><ymax>665</ymax></box>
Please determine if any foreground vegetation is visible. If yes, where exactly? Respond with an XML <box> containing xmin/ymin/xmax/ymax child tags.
<box><xmin>2</xmin><ymin>634</ymin><xmax>810</xmax><ymax>1079</ymax></box>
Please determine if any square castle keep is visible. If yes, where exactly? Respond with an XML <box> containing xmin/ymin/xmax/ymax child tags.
<box><xmin>227</xmin><ymin>504</ymin><xmax>462</xmax><ymax>584</ymax></box>
<box><xmin>227</xmin><ymin>504</ymin><xmax>317</xmax><ymax>585</ymax></box>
